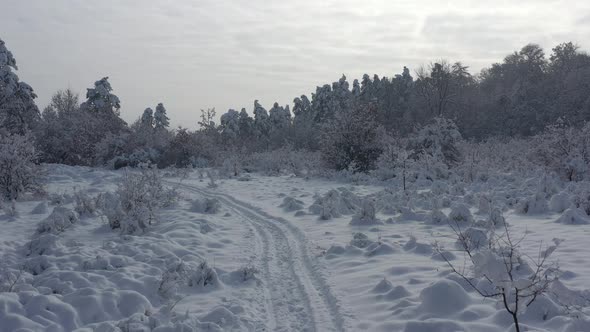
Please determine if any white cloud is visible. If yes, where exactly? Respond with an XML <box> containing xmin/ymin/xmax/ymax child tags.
<box><xmin>1</xmin><ymin>0</ymin><xmax>589</xmax><ymax>127</ymax></box>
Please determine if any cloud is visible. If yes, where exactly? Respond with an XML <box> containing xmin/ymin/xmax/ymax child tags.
<box><xmin>1</xmin><ymin>0</ymin><xmax>589</xmax><ymax>126</ymax></box>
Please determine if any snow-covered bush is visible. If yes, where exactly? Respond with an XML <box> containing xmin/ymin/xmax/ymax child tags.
<box><xmin>373</xmin><ymin>136</ymin><xmax>413</xmax><ymax>186</ymax></box>
<box><xmin>1</xmin><ymin>199</ymin><xmax>17</xmax><ymax>217</ymax></box>
<box><xmin>73</xmin><ymin>190</ymin><xmax>98</xmax><ymax>216</ymax></box>
<box><xmin>534</xmin><ymin>120</ymin><xmax>590</xmax><ymax>181</ymax></box>
<box><xmin>0</xmin><ymin>133</ymin><xmax>42</xmax><ymax>200</ymax></box>
<box><xmin>36</xmin><ymin>206</ymin><xmax>78</xmax><ymax>234</ymax></box>
<box><xmin>220</xmin><ymin>152</ymin><xmax>243</xmax><ymax>178</ymax></box>
<box><xmin>516</xmin><ymin>193</ymin><xmax>549</xmax><ymax>215</ymax></box>
<box><xmin>448</xmin><ymin>203</ymin><xmax>473</xmax><ymax>224</ymax></box>
<box><xmin>350</xmin><ymin>232</ymin><xmax>372</xmax><ymax>248</ymax></box>
<box><xmin>158</xmin><ymin>260</ymin><xmax>219</xmax><ymax>300</ymax></box>
<box><xmin>488</xmin><ymin>208</ymin><xmax>506</xmax><ymax>227</ymax></box>
<box><xmin>455</xmin><ymin>227</ymin><xmax>488</xmax><ymax>251</ymax></box>
<box><xmin>279</xmin><ymin>196</ymin><xmax>304</xmax><ymax>212</ymax></box>
<box><xmin>190</xmin><ymin>197</ymin><xmax>220</xmax><ymax>214</ymax></box>
<box><xmin>549</xmin><ymin>191</ymin><xmax>572</xmax><ymax>213</ymax></box>
<box><xmin>189</xmin><ymin>261</ymin><xmax>219</xmax><ymax>288</ymax></box>
<box><xmin>103</xmin><ymin>167</ymin><xmax>177</xmax><ymax>233</ymax></box>
<box><xmin>237</xmin><ymin>265</ymin><xmax>259</xmax><ymax>282</ymax></box>
<box><xmin>158</xmin><ymin>261</ymin><xmax>193</xmax><ymax>299</ymax></box>
<box><xmin>409</xmin><ymin>117</ymin><xmax>462</xmax><ymax>167</ymax></box>
<box><xmin>309</xmin><ymin>189</ymin><xmax>360</xmax><ymax>220</ymax></box>
<box><xmin>30</xmin><ymin>201</ymin><xmax>48</xmax><ymax>214</ymax></box>
<box><xmin>555</xmin><ymin>208</ymin><xmax>590</xmax><ymax>225</ymax></box>
<box><xmin>438</xmin><ymin>224</ymin><xmax>562</xmax><ymax>332</ymax></box>
<box><xmin>246</xmin><ymin>146</ymin><xmax>322</xmax><ymax>176</ymax></box>
<box><xmin>320</xmin><ymin>105</ymin><xmax>383</xmax><ymax>173</ymax></box>
<box><xmin>571</xmin><ymin>187</ymin><xmax>590</xmax><ymax>216</ymax></box>
<box><xmin>429</xmin><ymin>209</ymin><xmax>449</xmax><ymax>224</ymax></box>
<box><xmin>0</xmin><ymin>264</ymin><xmax>27</xmax><ymax>292</ymax></box>
<box><xmin>350</xmin><ymin>198</ymin><xmax>380</xmax><ymax>225</ymax></box>
<box><xmin>206</xmin><ymin>171</ymin><xmax>218</xmax><ymax>189</ymax></box>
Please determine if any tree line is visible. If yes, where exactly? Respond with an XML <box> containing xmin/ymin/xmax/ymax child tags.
<box><xmin>1</xmin><ymin>37</ymin><xmax>590</xmax><ymax>173</ymax></box>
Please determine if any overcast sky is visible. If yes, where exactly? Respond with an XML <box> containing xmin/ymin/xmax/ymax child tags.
<box><xmin>2</xmin><ymin>0</ymin><xmax>589</xmax><ymax>127</ymax></box>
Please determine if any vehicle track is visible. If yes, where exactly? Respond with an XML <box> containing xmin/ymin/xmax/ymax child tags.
<box><xmin>174</xmin><ymin>182</ymin><xmax>347</xmax><ymax>332</ymax></box>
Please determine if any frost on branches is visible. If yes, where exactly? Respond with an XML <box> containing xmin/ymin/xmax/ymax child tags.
<box><xmin>0</xmin><ymin>38</ymin><xmax>39</xmax><ymax>135</ymax></box>
<box><xmin>0</xmin><ymin>133</ymin><xmax>41</xmax><ymax>200</ymax></box>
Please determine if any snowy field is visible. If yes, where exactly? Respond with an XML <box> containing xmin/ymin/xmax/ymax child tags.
<box><xmin>1</xmin><ymin>164</ymin><xmax>590</xmax><ymax>332</ymax></box>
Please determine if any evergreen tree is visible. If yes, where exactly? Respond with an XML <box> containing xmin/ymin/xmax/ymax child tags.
<box><xmin>141</xmin><ymin>108</ymin><xmax>154</xmax><ymax>128</ymax></box>
<box><xmin>154</xmin><ymin>103</ymin><xmax>170</xmax><ymax>129</ymax></box>
<box><xmin>0</xmin><ymin>38</ymin><xmax>40</xmax><ymax>134</ymax></box>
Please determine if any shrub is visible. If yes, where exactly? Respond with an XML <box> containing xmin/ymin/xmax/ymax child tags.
<box><xmin>36</xmin><ymin>206</ymin><xmax>78</xmax><ymax>234</ymax></box>
<box><xmin>190</xmin><ymin>197</ymin><xmax>220</xmax><ymax>214</ymax></box>
<box><xmin>350</xmin><ymin>232</ymin><xmax>372</xmax><ymax>248</ymax></box>
<box><xmin>0</xmin><ymin>133</ymin><xmax>42</xmax><ymax>200</ymax></box>
<box><xmin>103</xmin><ymin>167</ymin><xmax>177</xmax><ymax>233</ymax></box>
<box><xmin>73</xmin><ymin>190</ymin><xmax>98</xmax><ymax>216</ymax></box>
<box><xmin>448</xmin><ymin>203</ymin><xmax>473</xmax><ymax>223</ymax></box>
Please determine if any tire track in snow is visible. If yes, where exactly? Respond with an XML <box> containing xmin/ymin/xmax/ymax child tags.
<box><xmin>173</xmin><ymin>182</ymin><xmax>346</xmax><ymax>332</ymax></box>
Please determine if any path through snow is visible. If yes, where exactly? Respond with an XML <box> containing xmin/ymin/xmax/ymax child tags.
<box><xmin>174</xmin><ymin>181</ymin><xmax>348</xmax><ymax>332</ymax></box>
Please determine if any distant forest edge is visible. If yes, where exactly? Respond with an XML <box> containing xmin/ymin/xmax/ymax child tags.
<box><xmin>1</xmin><ymin>38</ymin><xmax>590</xmax><ymax>177</ymax></box>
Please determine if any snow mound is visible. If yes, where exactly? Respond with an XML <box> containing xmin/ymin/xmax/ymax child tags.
<box><xmin>372</xmin><ymin>278</ymin><xmax>393</xmax><ymax>293</ymax></box>
<box><xmin>350</xmin><ymin>198</ymin><xmax>381</xmax><ymax>225</ymax></box>
<box><xmin>403</xmin><ymin>236</ymin><xmax>433</xmax><ymax>255</ymax></box>
<box><xmin>325</xmin><ymin>244</ymin><xmax>363</xmax><ymax>258</ymax></box>
<box><xmin>36</xmin><ymin>206</ymin><xmax>78</xmax><ymax>234</ymax></box>
<box><xmin>381</xmin><ymin>285</ymin><xmax>411</xmax><ymax>301</ymax></box>
<box><xmin>428</xmin><ymin>210</ymin><xmax>449</xmax><ymax>224</ymax></box>
<box><xmin>190</xmin><ymin>197</ymin><xmax>221</xmax><ymax>214</ymax></box>
<box><xmin>309</xmin><ymin>188</ymin><xmax>360</xmax><ymax>220</ymax></box>
<box><xmin>30</xmin><ymin>201</ymin><xmax>48</xmax><ymax>214</ymax></box>
<box><xmin>200</xmin><ymin>306</ymin><xmax>240</xmax><ymax>330</ymax></box>
<box><xmin>516</xmin><ymin>193</ymin><xmax>549</xmax><ymax>215</ymax></box>
<box><xmin>549</xmin><ymin>191</ymin><xmax>572</xmax><ymax>213</ymax></box>
<box><xmin>404</xmin><ymin>319</ymin><xmax>465</xmax><ymax>332</ymax></box>
<box><xmin>488</xmin><ymin>207</ymin><xmax>506</xmax><ymax>227</ymax></box>
<box><xmin>365</xmin><ymin>242</ymin><xmax>396</xmax><ymax>257</ymax></box>
<box><xmin>350</xmin><ymin>232</ymin><xmax>373</xmax><ymax>248</ymax></box>
<box><xmin>448</xmin><ymin>203</ymin><xmax>473</xmax><ymax>224</ymax></box>
<box><xmin>62</xmin><ymin>288</ymin><xmax>152</xmax><ymax>325</ymax></box>
<box><xmin>417</xmin><ymin>279</ymin><xmax>471</xmax><ymax>315</ymax></box>
<box><xmin>456</xmin><ymin>228</ymin><xmax>488</xmax><ymax>251</ymax></box>
<box><xmin>279</xmin><ymin>196</ymin><xmax>304</xmax><ymax>212</ymax></box>
<box><xmin>555</xmin><ymin>208</ymin><xmax>590</xmax><ymax>225</ymax></box>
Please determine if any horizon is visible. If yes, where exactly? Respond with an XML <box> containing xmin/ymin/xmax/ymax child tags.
<box><xmin>2</xmin><ymin>0</ymin><xmax>589</xmax><ymax>128</ymax></box>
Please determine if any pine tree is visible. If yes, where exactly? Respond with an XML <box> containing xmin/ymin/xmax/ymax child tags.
<box><xmin>141</xmin><ymin>108</ymin><xmax>154</xmax><ymax>128</ymax></box>
<box><xmin>154</xmin><ymin>103</ymin><xmax>170</xmax><ymax>129</ymax></box>
<box><xmin>0</xmin><ymin>38</ymin><xmax>40</xmax><ymax>134</ymax></box>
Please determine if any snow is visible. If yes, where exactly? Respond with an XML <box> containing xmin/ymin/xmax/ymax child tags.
<box><xmin>1</xmin><ymin>164</ymin><xmax>590</xmax><ymax>331</ymax></box>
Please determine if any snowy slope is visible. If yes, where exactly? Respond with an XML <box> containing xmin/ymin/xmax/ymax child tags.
<box><xmin>1</xmin><ymin>165</ymin><xmax>590</xmax><ymax>331</ymax></box>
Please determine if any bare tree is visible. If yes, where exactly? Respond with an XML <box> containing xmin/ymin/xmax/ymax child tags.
<box><xmin>435</xmin><ymin>216</ymin><xmax>560</xmax><ymax>332</ymax></box>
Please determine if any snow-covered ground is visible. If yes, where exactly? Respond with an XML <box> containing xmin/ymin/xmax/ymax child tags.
<box><xmin>1</xmin><ymin>165</ymin><xmax>590</xmax><ymax>331</ymax></box>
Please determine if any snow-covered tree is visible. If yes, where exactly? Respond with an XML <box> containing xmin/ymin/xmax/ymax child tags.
<box><xmin>292</xmin><ymin>95</ymin><xmax>317</xmax><ymax>149</ymax></box>
<box><xmin>80</xmin><ymin>77</ymin><xmax>127</xmax><ymax>137</ymax></box>
<box><xmin>321</xmin><ymin>104</ymin><xmax>383</xmax><ymax>172</ymax></box>
<box><xmin>0</xmin><ymin>38</ymin><xmax>40</xmax><ymax>134</ymax></box>
<box><xmin>237</xmin><ymin>108</ymin><xmax>254</xmax><ymax>143</ymax></box>
<box><xmin>409</xmin><ymin>117</ymin><xmax>463</xmax><ymax>166</ymax></box>
<box><xmin>0</xmin><ymin>132</ymin><xmax>41</xmax><ymax>200</ymax></box>
<box><xmin>220</xmin><ymin>108</ymin><xmax>241</xmax><ymax>144</ymax></box>
<box><xmin>535</xmin><ymin>119</ymin><xmax>590</xmax><ymax>181</ymax></box>
<box><xmin>253</xmin><ymin>100</ymin><xmax>271</xmax><ymax>145</ymax></box>
<box><xmin>154</xmin><ymin>103</ymin><xmax>170</xmax><ymax>129</ymax></box>
<box><xmin>141</xmin><ymin>108</ymin><xmax>154</xmax><ymax>128</ymax></box>
<box><xmin>269</xmin><ymin>102</ymin><xmax>292</xmax><ymax>146</ymax></box>
<box><xmin>35</xmin><ymin>89</ymin><xmax>82</xmax><ymax>164</ymax></box>
<box><xmin>81</xmin><ymin>77</ymin><xmax>121</xmax><ymax>114</ymax></box>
